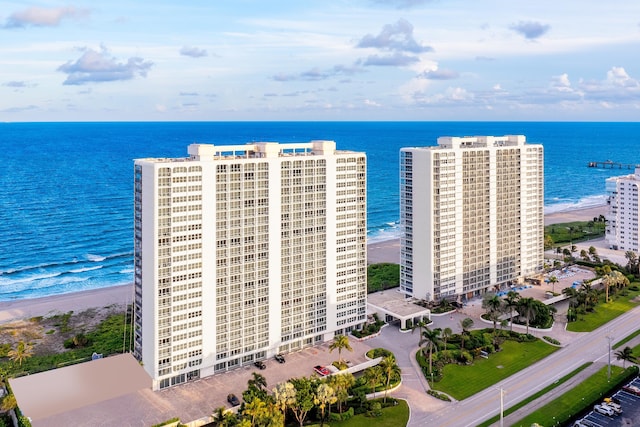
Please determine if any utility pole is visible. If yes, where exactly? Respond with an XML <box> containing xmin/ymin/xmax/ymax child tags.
<box><xmin>499</xmin><ymin>387</ymin><xmax>505</xmax><ymax>427</ymax></box>
<box><xmin>606</xmin><ymin>333</ymin><xmax>613</xmax><ymax>381</ymax></box>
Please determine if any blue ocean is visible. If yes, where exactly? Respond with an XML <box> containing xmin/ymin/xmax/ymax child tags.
<box><xmin>1</xmin><ymin>122</ymin><xmax>639</xmax><ymax>301</ymax></box>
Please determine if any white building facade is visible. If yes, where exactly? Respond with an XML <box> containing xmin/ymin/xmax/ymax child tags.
<box><xmin>605</xmin><ymin>168</ymin><xmax>640</xmax><ymax>251</ymax></box>
<box><xmin>399</xmin><ymin>135</ymin><xmax>544</xmax><ymax>302</ymax></box>
<box><xmin>133</xmin><ymin>141</ymin><xmax>367</xmax><ymax>390</ymax></box>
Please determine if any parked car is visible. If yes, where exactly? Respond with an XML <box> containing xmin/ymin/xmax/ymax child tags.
<box><xmin>227</xmin><ymin>394</ymin><xmax>240</xmax><ymax>406</ymax></box>
<box><xmin>622</xmin><ymin>384</ymin><xmax>640</xmax><ymax>396</ymax></box>
<box><xmin>274</xmin><ymin>354</ymin><xmax>286</xmax><ymax>363</ymax></box>
<box><xmin>254</xmin><ymin>360</ymin><xmax>266</xmax><ymax>370</ymax></box>
<box><xmin>593</xmin><ymin>404</ymin><xmax>616</xmax><ymax>417</ymax></box>
<box><xmin>313</xmin><ymin>365</ymin><xmax>330</xmax><ymax>376</ymax></box>
<box><xmin>602</xmin><ymin>399</ymin><xmax>622</xmax><ymax>414</ymax></box>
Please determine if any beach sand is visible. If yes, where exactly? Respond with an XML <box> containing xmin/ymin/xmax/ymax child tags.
<box><xmin>0</xmin><ymin>205</ymin><xmax>608</xmax><ymax>324</ymax></box>
<box><xmin>0</xmin><ymin>284</ymin><xmax>133</xmax><ymax>324</ymax></box>
<box><xmin>544</xmin><ymin>204</ymin><xmax>606</xmax><ymax>226</ymax></box>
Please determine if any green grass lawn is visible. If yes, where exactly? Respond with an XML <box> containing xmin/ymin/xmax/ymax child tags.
<box><xmin>567</xmin><ymin>288</ymin><xmax>640</xmax><ymax>332</ymax></box>
<box><xmin>614</xmin><ymin>329</ymin><xmax>640</xmax><ymax>349</ymax></box>
<box><xmin>310</xmin><ymin>399</ymin><xmax>410</xmax><ymax>427</ymax></box>
<box><xmin>476</xmin><ymin>362</ymin><xmax>593</xmax><ymax>427</ymax></box>
<box><xmin>431</xmin><ymin>340</ymin><xmax>558</xmax><ymax>400</ymax></box>
<box><xmin>514</xmin><ymin>365</ymin><xmax>637</xmax><ymax>427</ymax></box>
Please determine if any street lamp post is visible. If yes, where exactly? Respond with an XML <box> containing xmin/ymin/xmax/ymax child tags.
<box><xmin>606</xmin><ymin>333</ymin><xmax>613</xmax><ymax>381</ymax></box>
<box><xmin>499</xmin><ymin>387</ymin><xmax>505</xmax><ymax>427</ymax></box>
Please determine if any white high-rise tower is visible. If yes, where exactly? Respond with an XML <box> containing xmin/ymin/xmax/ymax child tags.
<box><xmin>400</xmin><ymin>135</ymin><xmax>544</xmax><ymax>302</ymax></box>
<box><xmin>134</xmin><ymin>141</ymin><xmax>367</xmax><ymax>390</ymax></box>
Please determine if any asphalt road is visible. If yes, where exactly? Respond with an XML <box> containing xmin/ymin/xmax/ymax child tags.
<box><xmin>408</xmin><ymin>305</ymin><xmax>640</xmax><ymax>427</ymax></box>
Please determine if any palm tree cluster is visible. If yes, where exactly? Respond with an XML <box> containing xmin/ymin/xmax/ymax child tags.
<box><xmin>481</xmin><ymin>292</ymin><xmax>556</xmax><ymax>333</ymax></box>
<box><xmin>210</xmin><ymin>356</ymin><xmax>401</xmax><ymax>427</ymax></box>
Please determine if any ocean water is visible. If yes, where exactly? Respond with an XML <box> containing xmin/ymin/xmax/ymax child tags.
<box><xmin>1</xmin><ymin>121</ymin><xmax>639</xmax><ymax>301</ymax></box>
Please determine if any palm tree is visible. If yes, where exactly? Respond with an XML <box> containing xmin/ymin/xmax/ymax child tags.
<box><xmin>504</xmin><ymin>291</ymin><xmax>520</xmax><ymax>331</ymax></box>
<box><xmin>248</xmin><ymin>372</ymin><xmax>267</xmax><ymax>391</ymax></box>
<box><xmin>242</xmin><ymin>397</ymin><xmax>268</xmax><ymax>427</ymax></box>
<box><xmin>212</xmin><ymin>407</ymin><xmax>235</xmax><ymax>427</ymax></box>
<box><xmin>419</xmin><ymin>326</ymin><xmax>441</xmax><ymax>375</ymax></box>
<box><xmin>483</xmin><ymin>294</ymin><xmax>503</xmax><ymax>334</ymax></box>
<box><xmin>615</xmin><ymin>346</ymin><xmax>637</xmax><ymax>368</ymax></box>
<box><xmin>459</xmin><ymin>317</ymin><xmax>474</xmax><ymax>350</ymax></box>
<box><xmin>363</xmin><ymin>366</ymin><xmax>383</xmax><ymax>399</ymax></box>
<box><xmin>329</xmin><ymin>334</ymin><xmax>353</xmax><ymax>364</ymax></box>
<box><xmin>625</xmin><ymin>251</ymin><xmax>638</xmax><ymax>274</ymax></box>
<box><xmin>8</xmin><ymin>341</ymin><xmax>33</xmax><ymax>366</ymax></box>
<box><xmin>379</xmin><ymin>355</ymin><xmax>401</xmax><ymax>403</ymax></box>
<box><xmin>442</xmin><ymin>327</ymin><xmax>453</xmax><ymax>348</ymax></box>
<box><xmin>518</xmin><ymin>297</ymin><xmax>536</xmax><ymax>335</ymax></box>
<box><xmin>580</xmin><ymin>249</ymin><xmax>589</xmax><ymax>261</ymax></box>
<box><xmin>548</xmin><ymin>276</ymin><xmax>558</xmax><ymax>294</ymax></box>
<box><xmin>314</xmin><ymin>383</ymin><xmax>337</xmax><ymax>427</ymax></box>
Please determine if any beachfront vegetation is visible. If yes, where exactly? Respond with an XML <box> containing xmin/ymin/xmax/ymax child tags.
<box><xmin>0</xmin><ymin>309</ymin><xmax>132</xmax><ymax>377</ymax></box>
<box><xmin>544</xmin><ymin>218</ymin><xmax>606</xmax><ymax>248</ymax></box>
<box><xmin>514</xmin><ymin>365</ymin><xmax>638</xmax><ymax>427</ymax></box>
<box><xmin>367</xmin><ymin>263</ymin><xmax>399</xmax><ymax>293</ymax></box>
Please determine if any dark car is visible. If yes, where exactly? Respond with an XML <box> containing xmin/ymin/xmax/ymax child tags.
<box><xmin>227</xmin><ymin>394</ymin><xmax>240</xmax><ymax>406</ymax></box>
<box><xmin>254</xmin><ymin>360</ymin><xmax>266</xmax><ymax>370</ymax></box>
<box><xmin>274</xmin><ymin>354</ymin><xmax>285</xmax><ymax>363</ymax></box>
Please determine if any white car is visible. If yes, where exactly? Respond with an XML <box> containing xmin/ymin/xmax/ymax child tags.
<box><xmin>593</xmin><ymin>404</ymin><xmax>615</xmax><ymax>417</ymax></box>
<box><xmin>602</xmin><ymin>401</ymin><xmax>622</xmax><ymax>414</ymax></box>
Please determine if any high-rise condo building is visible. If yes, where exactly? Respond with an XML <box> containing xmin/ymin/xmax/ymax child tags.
<box><xmin>605</xmin><ymin>168</ymin><xmax>640</xmax><ymax>251</ymax></box>
<box><xmin>133</xmin><ymin>141</ymin><xmax>367</xmax><ymax>390</ymax></box>
<box><xmin>399</xmin><ymin>135</ymin><xmax>544</xmax><ymax>302</ymax></box>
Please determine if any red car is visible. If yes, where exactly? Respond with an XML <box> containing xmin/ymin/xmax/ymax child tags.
<box><xmin>622</xmin><ymin>384</ymin><xmax>640</xmax><ymax>396</ymax></box>
<box><xmin>314</xmin><ymin>365</ymin><xmax>330</xmax><ymax>376</ymax></box>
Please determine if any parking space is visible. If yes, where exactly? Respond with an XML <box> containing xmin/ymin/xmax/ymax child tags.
<box><xmin>573</xmin><ymin>377</ymin><xmax>640</xmax><ymax>426</ymax></box>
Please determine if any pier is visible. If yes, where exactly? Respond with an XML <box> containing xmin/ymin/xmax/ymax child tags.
<box><xmin>587</xmin><ymin>160</ymin><xmax>638</xmax><ymax>169</ymax></box>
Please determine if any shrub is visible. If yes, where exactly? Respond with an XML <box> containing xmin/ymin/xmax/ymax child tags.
<box><xmin>332</xmin><ymin>361</ymin><xmax>348</xmax><ymax>370</ymax></box>
<box><xmin>342</xmin><ymin>407</ymin><xmax>354</xmax><ymax>420</ymax></box>
<box><xmin>366</xmin><ymin>401</ymin><xmax>382</xmax><ymax>417</ymax></box>
<box><xmin>367</xmin><ymin>263</ymin><xmax>400</xmax><ymax>293</ymax></box>
<box><xmin>543</xmin><ymin>336</ymin><xmax>561</xmax><ymax>345</ymax></box>
<box><xmin>0</xmin><ymin>344</ymin><xmax>10</xmax><ymax>358</ymax></box>
<box><xmin>459</xmin><ymin>351</ymin><xmax>473</xmax><ymax>364</ymax></box>
<box><xmin>366</xmin><ymin>348</ymin><xmax>394</xmax><ymax>359</ymax></box>
<box><xmin>151</xmin><ymin>418</ymin><xmax>180</xmax><ymax>427</ymax></box>
<box><xmin>328</xmin><ymin>412</ymin><xmax>342</xmax><ymax>422</ymax></box>
<box><xmin>427</xmin><ymin>389</ymin><xmax>451</xmax><ymax>401</ymax></box>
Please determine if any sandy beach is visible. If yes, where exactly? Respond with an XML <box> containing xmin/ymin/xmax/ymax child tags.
<box><xmin>0</xmin><ymin>204</ymin><xmax>608</xmax><ymax>325</ymax></box>
<box><xmin>544</xmin><ymin>204</ymin><xmax>606</xmax><ymax>226</ymax></box>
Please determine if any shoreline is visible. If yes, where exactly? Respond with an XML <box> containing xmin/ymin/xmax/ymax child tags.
<box><xmin>0</xmin><ymin>204</ymin><xmax>608</xmax><ymax>324</ymax></box>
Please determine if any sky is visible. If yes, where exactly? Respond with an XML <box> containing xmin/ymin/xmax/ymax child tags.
<box><xmin>1</xmin><ymin>0</ymin><xmax>640</xmax><ymax>122</ymax></box>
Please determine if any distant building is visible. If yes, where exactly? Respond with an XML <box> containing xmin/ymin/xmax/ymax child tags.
<box><xmin>134</xmin><ymin>141</ymin><xmax>367</xmax><ymax>390</ymax></box>
<box><xmin>399</xmin><ymin>135</ymin><xmax>544</xmax><ymax>302</ymax></box>
<box><xmin>605</xmin><ymin>168</ymin><xmax>640</xmax><ymax>251</ymax></box>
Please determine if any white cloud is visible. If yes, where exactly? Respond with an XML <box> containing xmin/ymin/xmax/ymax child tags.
<box><xmin>57</xmin><ymin>46</ymin><xmax>153</xmax><ymax>85</ymax></box>
<box><xmin>3</xmin><ymin>6</ymin><xmax>89</xmax><ymax>28</ymax></box>
<box><xmin>180</xmin><ymin>46</ymin><xmax>208</xmax><ymax>58</ymax></box>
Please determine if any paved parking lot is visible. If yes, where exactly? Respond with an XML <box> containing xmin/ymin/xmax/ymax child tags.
<box><xmin>574</xmin><ymin>377</ymin><xmax>640</xmax><ymax>427</ymax></box>
<box><xmin>39</xmin><ymin>338</ymin><xmax>376</xmax><ymax>426</ymax></box>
